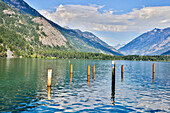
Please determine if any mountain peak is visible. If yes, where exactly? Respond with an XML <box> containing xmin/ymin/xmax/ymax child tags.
<box><xmin>151</xmin><ymin>28</ymin><xmax>161</xmax><ymax>33</ymax></box>
<box><xmin>119</xmin><ymin>27</ymin><xmax>170</xmax><ymax>55</ymax></box>
<box><xmin>63</xmin><ymin>26</ymin><xmax>70</xmax><ymax>29</ymax></box>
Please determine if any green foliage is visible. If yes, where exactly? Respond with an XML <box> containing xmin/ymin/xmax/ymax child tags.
<box><xmin>24</xmin><ymin>49</ymin><xmax>170</xmax><ymax>61</ymax></box>
<box><xmin>41</xmin><ymin>31</ymin><xmax>47</xmax><ymax>36</ymax></box>
<box><xmin>113</xmin><ymin>55</ymin><xmax>170</xmax><ymax>61</ymax></box>
<box><xmin>0</xmin><ymin>18</ymin><xmax>3</xmax><ymax>24</ymax></box>
<box><xmin>0</xmin><ymin>25</ymin><xmax>29</xmax><ymax>56</ymax></box>
<box><xmin>36</xmin><ymin>25</ymin><xmax>39</xmax><ymax>30</ymax></box>
<box><xmin>0</xmin><ymin>36</ymin><xmax>3</xmax><ymax>43</ymax></box>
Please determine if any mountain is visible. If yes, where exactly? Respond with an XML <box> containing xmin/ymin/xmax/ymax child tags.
<box><xmin>113</xmin><ymin>44</ymin><xmax>125</xmax><ymax>50</ymax></box>
<box><xmin>60</xmin><ymin>29</ymin><xmax>122</xmax><ymax>55</ymax></box>
<box><xmin>119</xmin><ymin>28</ymin><xmax>170</xmax><ymax>55</ymax></box>
<box><xmin>0</xmin><ymin>0</ymin><xmax>69</xmax><ymax>57</ymax></box>
<box><xmin>161</xmin><ymin>50</ymin><xmax>170</xmax><ymax>55</ymax></box>
<box><xmin>1</xmin><ymin>0</ymin><xmax>122</xmax><ymax>56</ymax></box>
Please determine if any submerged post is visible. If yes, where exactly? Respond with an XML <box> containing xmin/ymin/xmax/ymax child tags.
<box><xmin>47</xmin><ymin>69</ymin><xmax>52</xmax><ymax>87</ymax></box>
<box><xmin>87</xmin><ymin>65</ymin><xmax>90</xmax><ymax>82</ymax></box>
<box><xmin>153</xmin><ymin>63</ymin><xmax>155</xmax><ymax>82</ymax></box>
<box><xmin>121</xmin><ymin>65</ymin><xmax>124</xmax><ymax>82</ymax></box>
<box><xmin>93</xmin><ymin>65</ymin><xmax>95</xmax><ymax>80</ymax></box>
<box><xmin>70</xmin><ymin>64</ymin><xmax>73</xmax><ymax>83</ymax></box>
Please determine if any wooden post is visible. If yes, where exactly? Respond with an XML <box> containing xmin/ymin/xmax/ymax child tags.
<box><xmin>112</xmin><ymin>61</ymin><xmax>115</xmax><ymax>91</ymax></box>
<box><xmin>93</xmin><ymin>65</ymin><xmax>95</xmax><ymax>80</ymax></box>
<box><xmin>47</xmin><ymin>69</ymin><xmax>52</xmax><ymax>87</ymax></box>
<box><xmin>70</xmin><ymin>64</ymin><xmax>73</xmax><ymax>83</ymax></box>
<box><xmin>153</xmin><ymin>63</ymin><xmax>155</xmax><ymax>82</ymax></box>
<box><xmin>87</xmin><ymin>65</ymin><xmax>90</xmax><ymax>82</ymax></box>
<box><xmin>121</xmin><ymin>65</ymin><xmax>124</xmax><ymax>82</ymax></box>
<box><xmin>112</xmin><ymin>61</ymin><xmax>115</xmax><ymax>67</ymax></box>
<box><xmin>153</xmin><ymin>63</ymin><xmax>155</xmax><ymax>73</ymax></box>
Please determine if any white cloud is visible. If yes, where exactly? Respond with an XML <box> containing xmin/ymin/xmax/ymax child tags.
<box><xmin>39</xmin><ymin>5</ymin><xmax>170</xmax><ymax>32</ymax></box>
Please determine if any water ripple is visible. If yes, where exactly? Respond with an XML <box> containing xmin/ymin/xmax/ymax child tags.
<box><xmin>0</xmin><ymin>59</ymin><xmax>169</xmax><ymax>112</ymax></box>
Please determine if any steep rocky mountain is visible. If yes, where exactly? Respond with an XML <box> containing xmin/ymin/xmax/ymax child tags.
<box><xmin>0</xmin><ymin>0</ymin><xmax>69</xmax><ymax>57</ymax></box>
<box><xmin>161</xmin><ymin>50</ymin><xmax>170</xmax><ymax>55</ymax></box>
<box><xmin>119</xmin><ymin>28</ymin><xmax>170</xmax><ymax>55</ymax></box>
<box><xmin>1</xmin><ymin>0</ymin><xmax>122</xmax><ymax>56</ymax></box>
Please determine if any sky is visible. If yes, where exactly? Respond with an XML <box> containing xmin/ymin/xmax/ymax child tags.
<box><xmin>24</xmin><ymin>0</ymin><xmax>170</xmax><ymax>46</ymax></box>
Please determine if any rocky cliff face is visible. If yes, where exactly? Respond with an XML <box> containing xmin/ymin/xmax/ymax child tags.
<box><xmin>32</xmin><ymin>17</ymin><xmax>67</xmax><ymax>47</ymax></box>
<box><xmin>1</xmin><ymin>2</ymin><xmax>67</xmax><ymax>48</ymax></box>
<box><xmin>119</xmin><ymin>28</ymin><xmax>170</xmax><ymax>55</ymax></box>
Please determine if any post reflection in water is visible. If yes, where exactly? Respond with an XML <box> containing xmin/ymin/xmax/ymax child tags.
<box><xmin>47</xmin><ymin>87</ymin><xmax>51</xmax><ymax>100</ymax></box>
<box><xmin>121</xmin><ymin>65</ymin><xmax>124</xmax><ymax>82</ymax></box>
<box><xmin>70</xmin><ymin>73</ymin><xmax>73</xmax><ymax>83</ymax></box>
<box><xmin>0</xmin><ymin>59</ymin><xmax>169</xmax><ymax>112</ymax></box>
<box><xmin>87</xmin><ymin>82</ymin><xmax>90</xmax><ymax>86</ymax></box>
<box><xmin>111</xmin><ymin>85</ymin><xmax>115</xmax><ymax>106</ymax></box>
<box><xmin>153</xmin><ymin>72</ymin><xmax>155</xmax><ymax>83</ymax></box>
<box><xmin>111</xmin><ymin>63</ymin><xmax>116</xmax><ymax>105</ymax></box>
<box><xmin>93</xmin><ymin>73</ymin><xmax>95</xmax><ymax>81</ymax></box>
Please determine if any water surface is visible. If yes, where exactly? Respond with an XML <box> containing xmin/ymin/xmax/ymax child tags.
<box><xmin>0</xmin><ymin>58</ymin><xmax>169</xmax><ymax>112</ymax></box>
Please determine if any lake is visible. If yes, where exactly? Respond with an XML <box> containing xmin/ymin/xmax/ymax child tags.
<box><xmin>0</xmin><ymin>58</ymin><xmax>169</xmax><ymax>112</ymax></box>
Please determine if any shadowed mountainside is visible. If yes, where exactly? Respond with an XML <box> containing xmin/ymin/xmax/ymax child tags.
<box><xmin>119</xmin><ymin>28</ymin><xmax>170</xmax><ymax>55</ymax></box>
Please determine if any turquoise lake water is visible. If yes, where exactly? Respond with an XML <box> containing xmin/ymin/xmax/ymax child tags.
<box><xmin>0</xmin><ymin>58</ymin><xmax>169</xmax><ymax>112</ymax></box>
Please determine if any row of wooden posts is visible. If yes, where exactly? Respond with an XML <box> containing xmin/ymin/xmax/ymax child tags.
<box><xmin>70</xmin><ymin>64</ymin><xmax>95</xmax><ymax>83</ymax></box>
<box><xmin>47</xmin><ymin>61</ymin><xmax>156</xmax><ymax>87</ymax></box>
<box><xmin>119</xmin><ymin>63</ymin><xmax>155</xmax><ymax>82</ymax></box>
<box><xmin>47</xmin><ymin>64</ymin><xmax>96</xmax><ymax>87</ymax></box>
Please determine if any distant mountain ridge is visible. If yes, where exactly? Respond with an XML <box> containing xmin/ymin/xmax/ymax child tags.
<box><xmin>2</xmin><ymin>0</ymin><xmax>42</xmax><ymax>17</ymax></box>
<box><xmin>1</xmin><ymin>0</ymin><xmax>122</xmax><ymax>56</ymax></box>
<box><xmin>119</xmin><ymin>27</ymin><xmax>170</xmax><ymax>55</ymax></box>
<box><xmin>161</xmin><ymin>50</ymin><xmax>170</xmax><ymax>55</ymax></box>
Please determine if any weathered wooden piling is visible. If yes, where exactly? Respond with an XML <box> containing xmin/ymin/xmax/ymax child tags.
<box><xmin>70</xmin><ymin>64</ymin><xmax>73</xmax><ymax>74</ymax></box>
<box><xmin>112</xmin><ymin>61</ymin><xmax>115</xmax><ymax>90</ymax></box>
<box><xmin>112</xmin><ymin>61</ymin><xmax>115</xmax><ymax>67</ymax></box>
<box><xmin>70</xmin><ymin>64</ymin><xmax>73</xmax><ymax>83</ymax></box>
<box><xmin>153</xmin><ymin>63</ymin><xmax>155</xmax><ymax>82</ymax></box>
<box><xmin>93</xmin><ymin>65</ymin><xmax>95</xmax><ymax>80</ymax></box>
<box><xmin>121</xmin><ymin>65</ymin><xmax>124</xmax><ymax>82</ymax></box>
<box><xmin>47</xmin><ymin>69</ymin><xmax>52</xmax><ymax>87</ymax></box>
<box><xmin>87</xmin><ymin>65</ymin><xmax>90</xmax><ymax>82</ymax></box>
<box><xmin>153</xmin><ymin>63</ymin><xmax>155</xmax><ymax>73</ymax></box>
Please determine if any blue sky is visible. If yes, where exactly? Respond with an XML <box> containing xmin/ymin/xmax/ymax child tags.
<box><xmin>24</xmin><ymin>0</ymin><xmax>170</xmax><ymax>46</ymax></box>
